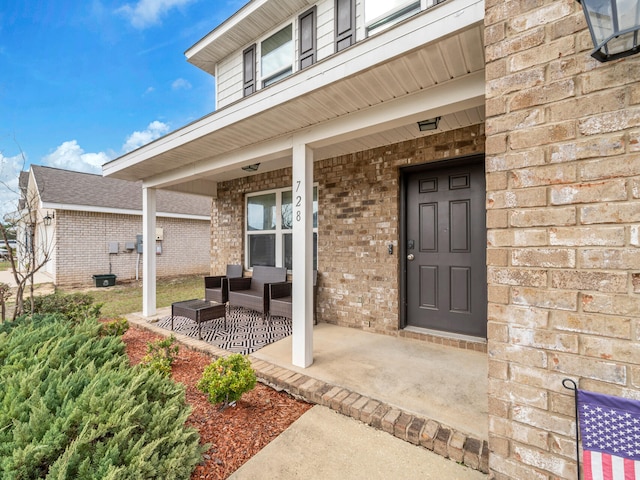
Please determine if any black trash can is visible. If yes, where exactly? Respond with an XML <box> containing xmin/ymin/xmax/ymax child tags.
<box><xmin>92</xmin><ymin>274</ymin><xmax>117</xmax><ymax>287</ymax></box>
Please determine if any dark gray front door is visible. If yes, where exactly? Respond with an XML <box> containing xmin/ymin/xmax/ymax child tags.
<box><xmin>405</xmin><ymin>160</ymin><xmax>487</xmax><ymax>338</ymax></box>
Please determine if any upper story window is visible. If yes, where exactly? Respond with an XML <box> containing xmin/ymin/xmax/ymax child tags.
<box><xmin>261</xmin><ymin>24</ymin><xmax>293</xmax><ymax>87</ymax></box>
<box><xmin>365</xmin><ymin>0</ymin><xmax>421</xmax><ymax>35</ymax></box>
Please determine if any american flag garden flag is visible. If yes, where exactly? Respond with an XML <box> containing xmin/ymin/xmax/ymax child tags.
<box><xmin>577</xmin><ymin>388</ymin><xmax>640</xmax><ymax>480</ymax></box>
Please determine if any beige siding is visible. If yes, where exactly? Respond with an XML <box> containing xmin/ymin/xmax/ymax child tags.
<box><xmin>316</xmin><ymin>0</ymin><xmax>334</xmax><ymax>61</ymax></box>
<box><xmin>55</xmin><ymin>211</ymin><xmax>210</xmax><ymax>286</ymax></box>
<box><xmin>216</xmin><ymin>52</ymin><xmax>244</xmax><ymax>109</ymax></box>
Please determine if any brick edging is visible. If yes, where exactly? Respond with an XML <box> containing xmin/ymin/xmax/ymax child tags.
<box><xmin>126</xmin><ymin>315</ymin><xmax>489</xmax><ymax>474</ymax></box>
<box><xmin>251</xmin><ymin>357</ymin><xmax>489</xmax><ymax>474</ymax></box>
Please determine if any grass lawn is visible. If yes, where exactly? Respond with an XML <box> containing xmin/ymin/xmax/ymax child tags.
<box><xmin>57</xmin><ymin>274</ymin><xmax>204</xmax><ymax>318</ymax></box>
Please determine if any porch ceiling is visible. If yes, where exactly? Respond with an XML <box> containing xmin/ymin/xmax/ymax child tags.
<box><xmin>103</xmin><ymin>0</ymin><xmax>485</xmax><ymax>195</ymax></box>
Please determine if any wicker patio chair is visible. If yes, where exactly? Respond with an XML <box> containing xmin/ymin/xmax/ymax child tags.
<box><xmin>204</xmin><ymin>264</ymin><xmax>243</xmax><ymax>304</ymax></box>
<box><xmin>269</xmin><ymin>271</ymin><xmax>318</xmax><ymax>324</ymax></box>
<box><xmin>228</xmin><ymin>266</ymin><xmax>287</xmax><ymax>321</ymax></box>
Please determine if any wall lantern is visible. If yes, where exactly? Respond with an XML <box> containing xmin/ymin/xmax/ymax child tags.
<box><xmin>43</xmin><ymin>211</ymin><xmax>54</xmax><ymax>226</ymax></box>
<box><xmin>241</xmin><ymin>163</ymin><xmax>260</xmax><ymax>172</ymax></box>
<box><xmin>577</xmin><ymin>0</ymin><xmax>640</xmax><ymax>62</ymax></box>
<box><xmin>417</xmin><ymin>117</ymin><xmax>441</xmax><ymax>132</ymax></box>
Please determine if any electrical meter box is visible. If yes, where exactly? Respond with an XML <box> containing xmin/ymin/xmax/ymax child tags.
<box><xmin>136</xmin><ymin>235</ymin><xmax>143</xmax><ymax>253</ymax></box>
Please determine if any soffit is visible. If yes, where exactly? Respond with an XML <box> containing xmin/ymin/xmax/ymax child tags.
<box><xmin>104</xmin><ymin>0</ymin><xmax>485</xmax><ymax>190</ymax></box>
<box><xmin>186</xmin><ymin>0</ymin><xmax>314</xmax><ymax>75</ymax></box>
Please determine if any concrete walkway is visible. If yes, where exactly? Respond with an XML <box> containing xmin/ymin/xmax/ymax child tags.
<box><xmin>0</xmin><ymin>269</ymin><xmax>54</xmax><ymax>288</ymax></box>
<box><xmin>229</xmin><ymin>406</ymin><xmax>486</xmax><ymax>480</ymax></box>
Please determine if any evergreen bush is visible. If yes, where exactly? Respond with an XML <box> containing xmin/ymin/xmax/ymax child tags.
<box><xmin>28</xmin><ymin>292</ymin><xmax>103</xmax><ymax>324</ymax></box>
<box><xmin>197</xmin><ymin>354</ymin><xmax>257</xmax><ymax>409</ymax></box>
<box><xmin>0</xmin><ymin>315</ymin><xmax>204</xmax><ymax>479</ymax></box>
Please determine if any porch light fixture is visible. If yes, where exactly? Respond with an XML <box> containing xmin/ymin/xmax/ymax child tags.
<box><xmin>43</xmin><ymin>211</ymin><xmax>54</xmax><ymax>226</ymax></box>
<box><xmin>241</xmin><ymin>163</ymin><xmax>260</xmax><ymax>172</ymax></box>
<box><xmin>417</xmin><ymin>117</ymin><xmax>441</xmax><ymax>132</ymax></box>
<box><xmin>577</xmin><ymin>0</ymin><xmax>640</xmax><ymax>62</ymax></box>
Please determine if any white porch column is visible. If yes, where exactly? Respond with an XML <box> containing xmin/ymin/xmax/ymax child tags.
<box><xmin>291</xmin><ymin>143</ymin><xmax>314</xmax><ymax>367</ymax></box>
<box><xmin>142</xmin><ymin>187</ymin><xmax>157</xmax><ymax>317</ymax></box>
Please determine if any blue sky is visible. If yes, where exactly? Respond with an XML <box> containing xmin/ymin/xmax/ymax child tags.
<box><xmin>0</xmin><ymin>0</ymin><xmax>246</xmax><ymax>216</ymax></box>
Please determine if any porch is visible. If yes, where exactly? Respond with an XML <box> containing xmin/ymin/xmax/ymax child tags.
<box><xmin>128</xmin><ymin>309</ymin><xmax>489</xmax><ymax>472</ymax></box>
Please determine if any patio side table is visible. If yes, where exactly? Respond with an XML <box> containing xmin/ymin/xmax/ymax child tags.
<box><xmin>171</xmin><ymin>299</ymin><xmax>226</xmax><ymax>340</ymax></box>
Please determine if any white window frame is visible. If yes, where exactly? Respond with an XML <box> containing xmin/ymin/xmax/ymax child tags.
<box><xmin>260</xmin><ymin>23</ymin><xmax>295</xmax><ymax>88</ymax></box>
<box><xmin>245</xmin><ymin>185</ymin><xmax>318</xmax><ymax>271</ymax></box>
<box><xmin>364</xmin><ymin>0</ymin><xmax>424</xmax><ymax>36</ymax></box>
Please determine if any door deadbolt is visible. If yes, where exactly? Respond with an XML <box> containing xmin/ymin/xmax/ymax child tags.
<box><xmin>407</xmin><ymin>254</ymin><xmax>415</xmax><ymax>261</ymax></box>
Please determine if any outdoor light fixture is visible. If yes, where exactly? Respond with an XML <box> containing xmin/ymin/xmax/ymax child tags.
<box><xmin>43</xmin><ymin>211</ymin><xmax>54</xmax><ymax>226</ymax></box>
<box><xmin>577</xmin><ymin>0</ymin><xmax>640</xmax><ymax>62</ymax></box>
<box><xmin>241</xmin><ymin>163</ymin><xmax>260</xmax><ymax>172</ymax></box>
<box><xmin>417</xmin><ymin>117</ymin><xmax>441</xmax><ymax>132</ymax></box>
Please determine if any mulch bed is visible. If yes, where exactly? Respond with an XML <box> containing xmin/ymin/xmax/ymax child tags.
<box><xmin>122</xmin><ymin>326</ymin><xmax>313</xmax><ymax>480</ymax></box>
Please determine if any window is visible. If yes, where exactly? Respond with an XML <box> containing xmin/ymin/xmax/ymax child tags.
<box><xmin>261</xmin><ymin>25</ymin><xmax>293</xmax><ymax>87</ymax></box>
<box><xmin>365</xmin><ymin>0</ymin><xmax>421</xmax><ymax>35</ymax></box>
<box><xmin>243</xmin><ymin>44</ymin><xmax>256</xmax><ymax>97</ymax></box>
<box><xmin>335</xmin><ymin>0</ymin><xmax>356</xmax><ymax>52</ymax></box>
<box><xmin>246</xmin><ymin>187</ymin><xmax>318</xmax><ymax>270</ymax></box>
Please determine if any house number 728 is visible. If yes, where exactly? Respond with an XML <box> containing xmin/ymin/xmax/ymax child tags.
<box><xmin>295</xmin><ymin>181</ymin><xmax>302</xmax><ymax>222</ymax></box>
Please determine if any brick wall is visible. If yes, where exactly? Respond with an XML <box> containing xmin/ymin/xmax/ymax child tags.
<box><xmin>212</xmin><ymin>124</ymin><xmax>484</xmax><ymax>334</ymax></box>
<box><xmin>485</xmin><ymin>0</ymin><xmax>640</xmax><ymax>478</ymax></box>
<box><xmin>55</xmin><ymin>210</ymin><xmax>210</xmax><ymax>286</ymax></box>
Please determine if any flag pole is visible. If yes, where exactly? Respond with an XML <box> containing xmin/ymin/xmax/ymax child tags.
<box><xmin>562</xmin><ymin>378</ymin><xmax>581</xmax><ymax>480</ymax></box>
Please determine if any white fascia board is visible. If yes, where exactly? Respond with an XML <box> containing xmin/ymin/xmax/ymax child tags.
<box><xmin>28</xmin><ymin>168</ymin><xmax>44</xmax><ymax>210</ymax></box>
<box><xmin>143</xmin><ymin>137</ymin><xmax>293</xmax><ymax>189</ymax></box>
<box><xmin>103</xmin><ymin>0</ymin><xmax>484</xmax><ymax>180</ymax></box>
<box><xmin>40</xmin><ymin>203</ymin><xmax>210</xmax><ymax>221</ymax></box>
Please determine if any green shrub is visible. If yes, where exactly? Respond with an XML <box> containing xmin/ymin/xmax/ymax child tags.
<box><xmin>0</xmin><ymin>315</ymin><xmax>204</xmax><ymax>479</ymax></box>
<box><xmin>99</xmin><ymin>317</ymin><xmax>129</xmax><ymax>336</ymax></box>
<box><xmin>28</xmin><ymin>292</ymin><xmax>103</xmax><ymax>324</ymax></box>
<box><xmin>141</xmin><ymin>335</ymin><xmax>179</xmax><ymax>377</ymax></box>
<box><xmin>197</xmin><ymin>354</ymin><xmax>257</xmax><ymax>409</ymax></box>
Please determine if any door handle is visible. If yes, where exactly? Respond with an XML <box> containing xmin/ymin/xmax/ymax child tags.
<box><xmin>407</xmin><ymin>254</ymin><xmax>415</xmax><ymax>261</ymax></box>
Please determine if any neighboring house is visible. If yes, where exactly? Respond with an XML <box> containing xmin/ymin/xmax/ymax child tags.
<box><xmin>19</xmin><ymin>165</ymin><xmax>211</xmax><ymax>286</ymax></box>
<box><xmin>103</xmin><ymin>0</ymin><xmax>640</xmax><ymax>478</ymax></box>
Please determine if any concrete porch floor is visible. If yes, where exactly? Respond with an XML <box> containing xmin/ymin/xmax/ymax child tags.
<box><xmin>252</xmin><ymin>322</ymin><xmax>488</xmax><ymax>440</ymax></box>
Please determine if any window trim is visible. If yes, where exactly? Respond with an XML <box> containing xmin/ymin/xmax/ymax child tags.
<box><xmin>245</xmin><ymin>185</ymin><xmax>318</xmax><ymax>271</ymax></box>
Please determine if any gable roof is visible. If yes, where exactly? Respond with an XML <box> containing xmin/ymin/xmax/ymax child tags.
<box><xmin>30</xmin><ymin>165</ymin><xmax>211</xmax><ymax>218</ymax></box>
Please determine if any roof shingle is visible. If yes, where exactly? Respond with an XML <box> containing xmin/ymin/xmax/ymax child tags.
<box><xmin>30</xmin><ymin>165</ymin><xmax>211</xmax><ymax>217</ymax></box>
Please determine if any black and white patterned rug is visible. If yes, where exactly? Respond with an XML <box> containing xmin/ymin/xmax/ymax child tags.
<box><xmin>156</xmin><ymin>307</ymin><xmax>291</xmax><ymax>355</ymax></box>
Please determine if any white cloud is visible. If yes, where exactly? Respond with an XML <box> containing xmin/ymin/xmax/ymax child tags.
<box><xmin>0</xmin><ymin>151</ymin><xmax>26</xmax><ymax>219</ymax></box>
<box><xmin>117</xmin><ymin>0</ymin><xmax>195</xmax><ymax>29</ymax></box>
<box><xmin>144</xmin><ymin>86</ymin><xmax>155</xmax><ymax>95</ymax></box>
<box><xmin>171</xmin><ymin>78</ymin><xmax>192</xmax><ymax>90</ymax></box>
<box><xmin>42</xmin><ymin>140</ymin><xmax>111</xmax><ymax>174</ymax></box>
<box><xmin>121</xmin><ymin>121</ymin><xmax>170</xmax><ymax>153</ymax></box>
